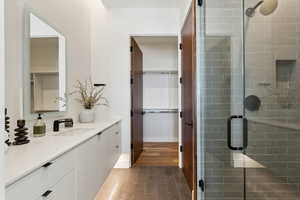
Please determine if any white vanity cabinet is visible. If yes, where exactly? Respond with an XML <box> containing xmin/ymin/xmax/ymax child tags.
<box><xmin>6</xmin><ymin>150</ymin><xmax>75</xmax><ymax>200</ymax></box>
<box><xmin>76</xmin><ymin>122</ymin><xmax>121</xmax><ymax>200</ymax></box>
<box><xmin>6</xmin><ymin>122</ymin><xmax>121</xmax><ymax>200</ymax></box>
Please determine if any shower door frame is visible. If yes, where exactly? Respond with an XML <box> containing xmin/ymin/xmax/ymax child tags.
<box><xmin>197</xmin><ymin>0</ymin><xmax>247</xmax><ymax>199</ymax></box>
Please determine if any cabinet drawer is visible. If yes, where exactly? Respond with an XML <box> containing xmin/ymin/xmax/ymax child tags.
<box><xmin>6</xmin><ymin>151</ymin><xmax>75</xmax><ymax>200</ymax></box>
<box><xmin>43</xmin><ymin>150</ymin><xmax>75</xmax><ymax>188</ymax></box>
<box><xmin>6</xmin><ymin>167</ymin><xmax>45</xmax><ymax>200</ymax></box>
<box><xmin>43</xmin><ymin>171</ymin><xmax>75</xmax><ymax>200</ymax></box>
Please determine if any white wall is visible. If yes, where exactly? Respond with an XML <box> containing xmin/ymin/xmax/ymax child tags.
<box><xmin>0</xmin><ymin>0</ymin><xmax>5</xmax><ymax>198</ymax></box>
<box><xmin>5</xmin><ymin>0</ymin><xmax>93</xmax><ymax>129</ymax></box>
<box><xmin>91</xmin><ymin>3</ymin><xmax>180</xmax><ymax>162</ymax></box>
<box><xmin>179</xmin><ymin>0</ymin><xmax>192</xmax><ymax>28</ymax></box>
<box><xmin>136</xmin><ymin>37</ymin><xmax>179</xmax><ymax>142</ymax></box>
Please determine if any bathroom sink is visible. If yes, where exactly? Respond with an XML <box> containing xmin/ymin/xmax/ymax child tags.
<box><xmin>53</xmin><ymin>128</ymin><xmax>93</xmax><ymax>136</ymax></box>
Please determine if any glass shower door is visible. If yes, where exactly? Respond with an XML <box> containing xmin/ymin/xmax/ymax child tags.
<box><xmin>244</xmin><ymin>0</ymin><xmax>300</xmax><ymax>199</ymax></box>
<box><xmin>198</xmin><ymin>0</ymin><xmax>246</xmax><ymax>199</ymax></box>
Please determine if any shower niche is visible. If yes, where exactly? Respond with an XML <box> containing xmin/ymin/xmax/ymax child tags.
<box><xmin>275</xmin><ymin>59</ymin><xmax>297</xmax><ymax>109</ymax></box>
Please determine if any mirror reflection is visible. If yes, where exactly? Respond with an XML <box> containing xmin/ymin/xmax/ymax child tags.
<box><xmin>29</xmin><ymin>13</ymin><xmax>66</xmax><ymax>113</ymax></box>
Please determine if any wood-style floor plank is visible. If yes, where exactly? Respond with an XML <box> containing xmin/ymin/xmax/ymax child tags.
<box><xmin>135</xmin><ymin>142</ymin><xmax>179</xmax><ymax>167</ymax></box>
<box><xmin>95</xmin><ymin>167</ymin><xmax>192</xmax><ymax>200</ymax></box>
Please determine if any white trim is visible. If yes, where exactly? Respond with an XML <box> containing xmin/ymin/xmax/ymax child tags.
<box><xmin>114</xmin><ymin>153</ymin><xmax>131</xmax><ymax>168</ymax></box>
<box><xmin>130</xmin><ymin>33</ymin><xmax>178</xmax><ymax>37</ymax></box>
<box><xmin>177</xmin><ymin>35</ymin><xmax>183</xmax><ymax>169</ymax></box>
<box><xmin>0</xmin><ymin>0</ymin><xmax>5</xmax><ymax>198</ymax></box>
<box><xmin>180</xmin><ymin>0</ymin><xmax>193</xmax><ymax>31</ymax></box>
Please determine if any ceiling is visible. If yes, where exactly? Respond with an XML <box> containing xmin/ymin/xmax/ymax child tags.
<box><xmin>101</xmin><ymin>0</ymin><xmax>180</xmax><ymax>8</ymax></box>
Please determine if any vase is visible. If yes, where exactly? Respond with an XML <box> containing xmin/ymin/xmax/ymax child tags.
<box><xmin>79</xmin><ymin>109</ymin><xmax>95</xmax><ymax>123</ymax></box>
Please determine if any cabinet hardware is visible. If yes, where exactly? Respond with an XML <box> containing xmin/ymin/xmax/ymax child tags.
<box><xmin>180</xmin><ymin>145</ymin><xmax>183</xmax><ymax>152</ymax></box>
<box><xmin>42</xmin><ymin>162</ymin><xmax>53</xmax><ymax>168</ymax></box>
<box><xmin>42</xmin><ymin>190</ymin><xmax>53</xmax><ymax>197</ymax></box>
<box><xmin>115</xmin><ymin>132</ymin><xmax>119</xmax><ymax>135</ymax></box>
<box><xmin>97</xmin><ymin>132</ymin><xmax>102</xmax><ymax>136</ymax></box>
<box><xmin>180</xmin><ymin>111</ymin><xmax>183</xmax><ymax>118</ymax></box>
<box><xmin>116</xmin><ymin>145</ymin><xmax>119</xmax><ymax>149</ymax></box>
<box><xmin>179</xmin><ymin>43</ymin><xmax>183</xmax><ymax>50</ymax></box>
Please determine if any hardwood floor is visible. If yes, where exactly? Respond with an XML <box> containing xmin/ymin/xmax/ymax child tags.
<box><xmin>135</xmin><ymin>142</ymin><xmax>179</xmax><ymax>167</ymax></box>
<box><xmin>95</xmin><ymin>167</ymin><xmax>192</xmax><ymax>200</ymax></box>
<box><xmin>95</xmin><ymin>143</ymin><xmax>191</xmax><ymax>200</ymax></box>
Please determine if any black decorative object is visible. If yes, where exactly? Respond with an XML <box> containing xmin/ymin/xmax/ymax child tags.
<box><xmin>5</xmin><ymin>108</ymin><xmax>11</xmax><ymax>146</ymax></box>
<box><xmin>245</xmin><ymin>95</ymin><xmax>261</xmax><ymax>111</ymax></box>
<box><xmin>13</xmin><ymin>120</ymin><xmax>30</xmax><ymax>145</ymax></box>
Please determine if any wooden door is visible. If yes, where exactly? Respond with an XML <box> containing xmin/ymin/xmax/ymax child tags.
<box><xmin>130</xmin><ymin>38</ymin><xmax>144</xmax><ymax>165</ymax></box>
<box><xmin>181</xmin><ymin>3</ymin><xmax>196</xmax><ymax>193</ymax></box>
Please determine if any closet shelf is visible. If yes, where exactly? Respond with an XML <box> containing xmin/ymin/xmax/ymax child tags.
<box><xmin>143</xmin><ymin>70</ymin><xmax>178</xmax><ymax>75</ymax></box>
<box><xmin>31</xmin><ymin>71</ymin><xmax>59</xmax><ymax>74</ymax></box>
<box><xmin>143</xmin><ymin>108</ymin><xmax>178</xmax><ymax>114</ymax></box>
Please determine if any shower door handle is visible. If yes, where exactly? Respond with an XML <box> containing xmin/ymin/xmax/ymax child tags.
<box><xmin>227</xmin><ymin>115</ymin><xmax>248</xmax><ymax>151</ymax></box>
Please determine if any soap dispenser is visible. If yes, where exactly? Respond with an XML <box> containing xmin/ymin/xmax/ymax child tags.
<box><xmin>33</xmin><ymin>114</ymin><xmax>46</xmax><ymax>137</ymax></box>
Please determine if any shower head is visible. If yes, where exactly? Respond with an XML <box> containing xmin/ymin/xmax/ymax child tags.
<box><xmin>246</xmin><ymin>0</ymin><xmax>278</xmax><ymax>17</ymax></box>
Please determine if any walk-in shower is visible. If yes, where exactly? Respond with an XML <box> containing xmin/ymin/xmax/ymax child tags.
<box><xmin>197</xmin><ymin>0</ymin><xmax>300</xmax><ymax>199</ymax></box>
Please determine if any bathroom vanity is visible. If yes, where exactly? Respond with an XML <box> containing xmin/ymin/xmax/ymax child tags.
<box><xmin>5</xmin><ymin>119</ymin><xmax>121</xmax><ymax>200</ymax></box>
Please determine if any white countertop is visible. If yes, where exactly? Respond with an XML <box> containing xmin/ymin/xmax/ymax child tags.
<box><xmin>5</xmin><ymin>118</ymin><xmax>121</xmax><ymax>187</ymax></box>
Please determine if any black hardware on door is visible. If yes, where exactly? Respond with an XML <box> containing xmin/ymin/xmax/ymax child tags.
<box><xmin>199</xmin><ymin>179</ymin><xmax>205</xmax><ymax>192</ymax></box>
<box><xmin>227</xmin><ymin>115</ymin><xmax>248</xmax><ymax>151</ymax></box>
<box><xmin>198</xmin><ymin>0</ymin><xmax>203</xmax><ymax>7</ymax></box>
<box><xmin>185</xmin><ymin>122</ymin><xmax>193</xmax><ymax>127</ymax></box>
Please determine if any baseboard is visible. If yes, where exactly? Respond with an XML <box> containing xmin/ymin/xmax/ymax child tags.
<box><xmin>143</xmin><ymin>138</ymin><xmax>178</xmax><ymax>143</ymax></box>
<box><xmin>114</xmin><ymin>153</ymin><xmax>131</xmax><ymax>168</ymax></box>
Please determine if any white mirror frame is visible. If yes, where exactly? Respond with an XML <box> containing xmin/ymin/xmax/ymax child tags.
<box><xmin>23</xmin><ymin>7</ymin><xmax>68</xmax><ymax>120</ymax></box>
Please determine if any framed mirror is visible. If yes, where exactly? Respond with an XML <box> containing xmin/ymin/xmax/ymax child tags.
<box><xmin>23</xmin><ymin>10</ymin><xmax>67</xmax><ymax>118</ymax></box>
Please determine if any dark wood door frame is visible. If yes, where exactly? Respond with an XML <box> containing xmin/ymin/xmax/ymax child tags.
<box><xmin>180</xmin><ymin>1</ymin><xmax>197</xmax><ymax>199</ymax></box>
<box><xmin>130</xmin><ymin>37</ymin><xmax>144</xmax><ymax>166</ymax></box>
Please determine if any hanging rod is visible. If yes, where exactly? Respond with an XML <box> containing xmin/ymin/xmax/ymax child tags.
<box><xmin>142</xmin><ymin>70</ymin><xmax>178</xmax><ymax>75</ymax></box>
<box><xmin>143</xmin><ymin>108</ymin><xmax>178</xmax><ymax>114</ymax></box>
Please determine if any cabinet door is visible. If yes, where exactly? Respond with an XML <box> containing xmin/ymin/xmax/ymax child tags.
<box><xmin>98</xmin><ymin>128</ymin><xmax>112</xmax><ymax>179</ymax></box>
<box><xmin>75</xmin><ymin>136</ymin><xmax>99</xmax><ymax>200</ymax></box>
<box><xmin>47</xmin><ymin>171</ymin><xmax>75</xmax><ymax>200</ymax></box>
<box><xmin>94</xmin><ymin>133</ymin><xmax>108</xmax><ymax>191</ymax></box>
<box><xmin>6</xmin><ymin>167</ymin><xmax>45</xmax><ymax>200</ymax></box>
<box><xmin>110</xmin><ymin>125</ymin><xmax>121</xmax><ymax>166</ymax></box>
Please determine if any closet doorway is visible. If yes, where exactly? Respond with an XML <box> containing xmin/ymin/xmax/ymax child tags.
<box><xmin>130</xmin><ymin>36</ymin><xmax>180</xmax><ymax>167</ymax></box>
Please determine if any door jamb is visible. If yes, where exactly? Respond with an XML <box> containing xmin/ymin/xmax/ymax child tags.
<box><xmin>128</xmin><ymin>34</ymin><xmax>181</xmax><ymax>168</ymax></box>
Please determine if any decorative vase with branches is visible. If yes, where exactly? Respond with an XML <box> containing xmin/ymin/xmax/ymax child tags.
<box><xmin>70</xmin><ymin>78</ymin><xmax>109</xmax><ymax>123</ymax></box>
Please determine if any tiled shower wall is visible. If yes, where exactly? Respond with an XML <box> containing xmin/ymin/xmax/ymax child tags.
<box><xmin>245</xmin><ymin>0</ymin><xmax>300</xmax><ymax>122</ymax></box>
<box><xmin>201</xmin><ymin>0</ymin><xmax>300</xmax><ymax>200</ymax></box>
<box><xmin>247</xmin><ymin>121</ymin><xmax>300</xmax><ymax>200</ymax></box>
<box><xmin>202</xmin><ymin>0</ymin><xmax>244</xmax><ymax>199</ymax></box>
<box><xmin>245</xmin><ymin>0</ymin><xmax>300</xmax><ymax>197</ymax></box>
<box><xmin>204</xmin><ymin>36</ymin><xmax>245</xmax><ymax>200</ymax></box>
